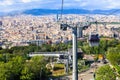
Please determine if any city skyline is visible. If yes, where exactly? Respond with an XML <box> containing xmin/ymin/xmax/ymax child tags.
<box><xmin>1</xmin><ymin>0</ymin><xmax>120</xmax><ymax>12</ymax></box>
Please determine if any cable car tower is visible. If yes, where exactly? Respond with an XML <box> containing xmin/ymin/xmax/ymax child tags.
<box><xmin>0</xmin><ymin>21</ymin><xmax>3</xmax><ymax>42</ymax></box>
<box><xmin>57</xmin><ymin>0</ymin><xmax>100</xmax><ymax>80</ymax></box>
<box><xmin>58</xmin><ymin>0</ymin><xmax>78</xmax><ymax>80</ymax></box>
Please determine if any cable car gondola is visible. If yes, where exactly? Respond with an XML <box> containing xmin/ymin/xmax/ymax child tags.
<box><xmin>88</xmin><ymin>32</ymin><xmax>100</xmax><ymax>47</ymax></box>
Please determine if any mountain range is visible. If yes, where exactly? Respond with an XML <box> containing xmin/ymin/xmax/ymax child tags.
<box><xmin>0</xmin><ymin>9</ymin><xmax>120</xmax><ymax>16</ymax></box>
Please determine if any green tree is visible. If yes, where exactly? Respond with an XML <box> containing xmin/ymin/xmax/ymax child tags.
<box><xmin>98</xmin><ymin>40</ymin><xmax>108</xmax><ymax>54</ymax></box>
<box><xmin>0</xmin><ymin>54</ymin><xmax>4</xmax><ymax>62</ymax></box>
<box><xmin>107</xmin><ymin>46</ymin><xmax>120</xmax><ymax>77</ymax></box>
<box><xmin>0</xmin><ymin>53</ymin><xmax>14</xmax><ymax>63</ymax></box>
<box><xmin>114</xmin><ymin>65</ymin><xmax>120</xmax><ymax>77</ymax></box>
<box><xmin>6</xmin><ymin>56</ymin><xmax>25</xmax><ymax>80</ymax></box>
<box><xmin>107</xmin><ymin>39</ymin><xmax>119</xmax><ymax>47</ymax></box>
<box><xmin>20</xmin><ymin>56</ymin><xmax>51</xmax><ymax>80</ymax></box>
<box><xmin>0</xmin><ymin>58</ymin><xmax>24</xmax><ymax>80</ymax></box>
<box><xmin>20</xmin><ymin>66</ymin><xmax>34</xmax><ymax>80</ymax></box>
<box><xmin>0</xmin><ymin>47</ymin><xmax>2</xmax><ymax>50</ymax></box>
<box><xmin>0</xmin><ymin>62</ymin><xmax>9</xmax><ymax>80</ymax></box>
<box><xmin>107</xmin><ymin>47</ymin><xmax>120</xmax><ymax>65</ymax></box>
<box><xmin>96</xmin><ymin>65</ymin><xmax>116</xmax><ymax>80</ymax></box>
<box><xmin>27</xmin><ymin>56</ymin><xmax>51</xmax><ymax>80</ymax></box>
<box><xmin>82</xmin><ymin>45</ymin><xmax>91</xmax><ymax>54</ymax></box>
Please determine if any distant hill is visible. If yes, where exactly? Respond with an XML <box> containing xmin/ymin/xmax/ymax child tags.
<box><xmin>23</xmin><ymin>9</ymin><xmax>90</xmax><ymax>15</ymax></box>
<box><xmin>0</xmin><ymin>11</ymin><xmax>23</xmax><ymax>17</ymax></box>
<box><xmin>0</xmin><ymin>9</ymin><xmax>120</xmax><ymax>16</ymax></box>
<box><xmin>23</xmin><ymin>9</ymin><xmax>120</xmax><ymax>15</ymax></box>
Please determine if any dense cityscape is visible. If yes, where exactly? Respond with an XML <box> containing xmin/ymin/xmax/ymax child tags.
<box><xmin>0</xmin><ymin>14</ymin><xmax>120</xmax><ymax>47</ymax></box>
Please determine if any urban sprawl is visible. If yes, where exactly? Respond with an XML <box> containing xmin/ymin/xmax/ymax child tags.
<box><xmin>0</xmin><ymin>14</ymin><xmax>120</xmax><ymax>47</ymax></box>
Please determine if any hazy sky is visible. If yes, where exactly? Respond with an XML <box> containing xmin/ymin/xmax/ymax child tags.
<box><xmin>0</xmin><ymin>0</ymin><xmax>120</xmax><ymax>12</ymax></box>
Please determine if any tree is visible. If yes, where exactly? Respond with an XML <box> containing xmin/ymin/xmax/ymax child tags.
<box><xmin>81</xmin><ymin>45</ymin><xmax>91</xmax><ymax>54</ymax></box>
<box><xmin>107</xmin><ymin>47</ymin><xmax>120</xmax><ymax>65</ymax></box>
<box><xmin>6</xmin><ymin>56</ymin><xmax>25</xmax><ymax>80</ymax></box>
<box><xmin>0</xmin><ymin>62</ymin><xmax>9</xmax><ymax>80</ymax></box>
<box><xmin>107</xmin><ymin>46</ymin><xmax>120</xmax><ymax>77</ymax></box>
<box><xmin>96</xmin><ymin>65</ymin><xmax>116</xmax><ymax>80</ymax></box>
<box><xmin>98</xmin><ymin>40</ymin><xmax>108</xmax><ymax>54</ymax></box>
<box><xmin>114</xmin><ymin>65</ymin><xmax>120</xmax><ymax>77</ymax></box>
<box><xmin>77</xmin><ymin>40</ymin><xmax>84</xmax><ymax>47</ymax></box>
<box><xmin>107</xmin><ymin>39</ymin><xmax>119</xmax><ymax>47</ymax></box>
<box><xmin>20</xmin><ymin>65</ymin><xmax>34</xmax><ymax>80</ymax></box>
<box><xmin>0</xmin><ymin>58</ymin><xmax>24</xmax><ymax>80</ymax></box>
<box><xmin>0</xmin><ymin>54</ymin><xmax>4</xmax><ymax>62</ymax></box>
<box><xmin>0</xmin><ymin>53</ymin><xmax>14</xmax><ymax>63</ymax></box>
<box><xmin>0</xmin><ymin>47</ymin><xmax>2</xmax><ymax>50</ymax></box>
<box><xmin>26</xmin><ymin>56</ymin><xmax>51</xmax><ymax>80</ymax></box>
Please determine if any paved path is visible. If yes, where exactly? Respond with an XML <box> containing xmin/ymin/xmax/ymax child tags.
<box><xmin>65</xmin><ymin>62</ymin><xmax>104</xmax><ymax>80</ymax></box>
<box><xmin>54</xmin><ymin>62</ymin><xmax>104</xmax><ymax>80</ymax></box>
<box><xmin>67</xmin><ymin>68</ymin><xmax>95</xmax><ymax>80</ymax></box>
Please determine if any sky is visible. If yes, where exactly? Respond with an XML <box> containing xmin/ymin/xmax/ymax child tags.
<box><xmin>0</xmin><ymin>0</ymin><xmax>120</xmax><ymax>12</ymax></box>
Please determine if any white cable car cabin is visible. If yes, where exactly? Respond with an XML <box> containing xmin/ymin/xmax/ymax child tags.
<box><xmin>88</xmin><ymin>32</ymin><xmax>100</xmax><ymax>47</ymax></box>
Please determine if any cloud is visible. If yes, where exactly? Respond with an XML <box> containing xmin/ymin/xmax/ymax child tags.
<box><xmin>21</xmin><ymin>0</ymin><xmax>31</xmax><ymax>3</ymax></box>
<box><xmin>0</xmin><ymin>0</ymin><xmax>40</xmax><ymax>6</ymax></box>
<box><xmin>0</xmin><ymin>0</ymin><xmax>13</xmax><ymax>6</ymax></box>
<box><xmin>105</xmin><ymin>0</ymin><xmax>120</xmax><ymax>9</ymax></box>
<box><xmin>75</xmin><ymin>0</ymin><xmax>120</xmax><ymax>10</ymax></box>
<box><xmin>21</xmin><ymin>0</ymin><xmax>40</xmax><ymax>3</ymax></box>
<box><xmin>0</xmin><ymin>0</ymin><xmax>120</xmax><ymax>12</ymax></box>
